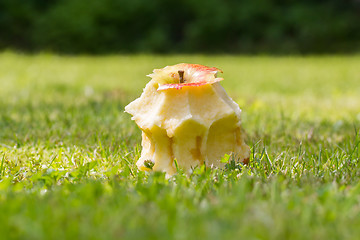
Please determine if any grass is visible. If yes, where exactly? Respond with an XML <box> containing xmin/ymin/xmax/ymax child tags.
<box><xmin>0</xmin><ymin>52</ymin><xmax>360</xmax><ymax>240</ymax></box>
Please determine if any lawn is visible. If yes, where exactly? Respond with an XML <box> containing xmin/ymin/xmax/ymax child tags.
<box><xmin>0</xmin><ymin>52</ymin><xmax>359</xmax><ymax>240</ymax></box>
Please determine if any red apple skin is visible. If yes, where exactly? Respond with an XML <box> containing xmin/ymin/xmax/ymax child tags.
<box><xmin>157</xmin><ymin>80</ymin><xmax>222</xmax><ymax>90</ymax></box>
<box><xmin>151</xmin><ymin>63</ymin><xmax>224</xmax><ymax>91</ymax></box>
<box><xmin>178</xmin><ymin>63</ymin><xmax>222</xmax><ymax>74</ymax></box>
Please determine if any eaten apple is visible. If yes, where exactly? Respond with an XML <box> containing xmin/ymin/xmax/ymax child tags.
<box><xmin>125</xmin><ymin>63</ymin><xmax>250</xmax><ymax>176</ymax></box>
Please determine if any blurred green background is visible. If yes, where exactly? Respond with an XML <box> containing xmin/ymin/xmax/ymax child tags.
<box><xmin>1</xmin><ymin>0</ymin><xmax>359</xmax><ymax>54</ymax></box>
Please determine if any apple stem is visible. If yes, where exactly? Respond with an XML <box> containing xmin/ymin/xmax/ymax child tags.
<box><xmin>178</xmin><ymin>70</ymin><xmax>185</xmax><ymax>83</ymax></box>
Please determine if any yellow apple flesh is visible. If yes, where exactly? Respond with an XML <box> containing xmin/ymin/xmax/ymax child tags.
<box><xmin>125</xmin><ymin>63</ymin><xmax>250</xmax><ymax>176</ymax></box>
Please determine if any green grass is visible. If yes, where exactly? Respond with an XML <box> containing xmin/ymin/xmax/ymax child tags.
<box><xmin>0</xmin><ymin>52</ymin><xmax>360</xmax><ymax>240</ymax></box>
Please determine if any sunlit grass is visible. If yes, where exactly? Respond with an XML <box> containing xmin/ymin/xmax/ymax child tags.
<box><xmin>0</xmin><ymin>52</ymin><xmax>359</xmax><ymax>240</ymax></box>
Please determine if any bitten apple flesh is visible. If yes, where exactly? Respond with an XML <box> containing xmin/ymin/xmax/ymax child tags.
<box><xmin>125</xmin><ymin>63</ymin><xmax>250</xmax><ymax>176</ymax></box>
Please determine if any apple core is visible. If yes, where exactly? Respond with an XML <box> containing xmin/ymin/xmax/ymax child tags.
<box><xmin>125</xmin><ymin>63</ymin><xmax>250</xmax><ymax>176</ymax></box>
